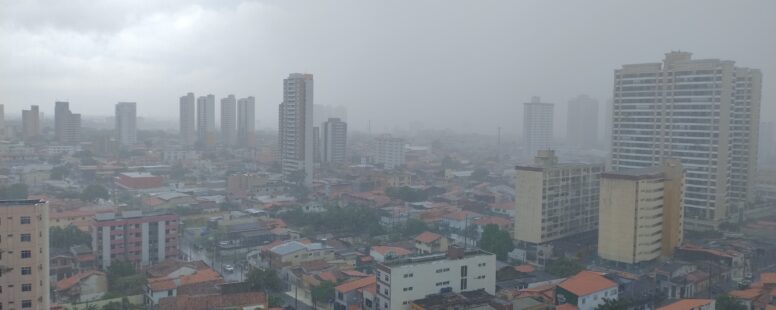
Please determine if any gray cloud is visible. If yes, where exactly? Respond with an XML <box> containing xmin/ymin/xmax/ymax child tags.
<box><xmin>1</xmin><ymin>0</ymin><xmax>774</xmax><ymax>136</ymax></box>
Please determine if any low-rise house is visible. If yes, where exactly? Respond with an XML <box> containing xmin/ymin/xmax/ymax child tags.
<box><xmin>145</xmin><ymin>268</ymin><xmax>223</xmax><ymax>307</ymax></box>
<box><xmin>334</xmin><ymin>275</ymin><xmax>376</xmax><ymax>310</ymax></box>
<box><xmin>555</xmin><ymin>271</ymin><xmax>619</xmax><ymax>310</ymax></box>
<box><xmin>410</xmin><ymin>289</ymin><xmax>503</xmax><ymax>310</ymax></box>
<box><xmin>656</xmin><ymin>299</ymin><xmax>715</xmax><ymax>310</ymax></box>
<box><xmin>728</xmin><ymin>272</ymin><xmax>776</xmax><ymax>310</ymax></box>
<box><xmin>268</xmin><ymin>240</ymin><xmax>335</xmax><ymax>269</ymax></box>
<box><xmin>158</xmin><ymin>292</ymin><xmax>267</xmax><ymax>310</ymax></box>
<box><xmin>55</xmin><ymin>270</ymin><xmax>108</xmax><ymax>303</ymax></box>
<box><xmin>414</xmin><ymin>231</ymin><xmax>449</xmax><ymax>254</ymax></box>
<box><xmin>370</xmin><ymin>246</ymin><xmax>412</xmax><ymax>263</ymax></box>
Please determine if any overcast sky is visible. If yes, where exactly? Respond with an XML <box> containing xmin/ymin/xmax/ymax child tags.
<box><xmin>1</xmin><ymin>0</ymin><xmax>774</xmax><ymax>136</ymax></box>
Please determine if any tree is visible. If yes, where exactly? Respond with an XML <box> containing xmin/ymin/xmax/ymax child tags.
<box><xmin>545</xmin><ymin>258</ymin><xmax>584</xmax><ymax>277</ymax></box>
<box><xmin>81</xmin><ymin>184</ymin><xmax>110</xmax><ymax>202</ymax></box>
<box><xmin>311</xmin><ymin>281</ymin><xmax>335</xmax><ymax>307</ymax></box>
<box><xmin>402</xmin><ymin>219</ymin><xmax>429</xmax><ymax>236</ymax></box>
<box><xmin>470</xmin><ymin>168</ymin><xmax>489</xmax><ymax>181</ymax></box>
<box><xmin>50</xmin><ymin>226</ymin><xmax>92</xmax><ymax>250</ymax></box>
<box><xmin>0</xmin><ymin>183</ymin><xmax>28</xmax><ymax>199</ymax></box>
<box><xmin>478</xmin><ymin>224</ymin><xmax>514</xmax><ymax>260</ymax></box>
<box><xmin>385</xmin><ymin>186</ymin><xmax>428</xmax><ymax>202</ymax></box>
<box><xmin>595</xmin><ymin>298</ymin><xmax>630</xmax><ymax>310</ymax></box>
<box><xmin>246</xmin><ymin>268</ymin><xmax>282</xmax><ymax>292</ymax></box>
<box><xmin>50</xmin><ymin>165</ymin><xmax>70</xmax><ymax>180</ymax></box>
<box><xmin>716</xmin><ymin>295</ymin><xmax>746</xmax><ymax>310</ymax></box>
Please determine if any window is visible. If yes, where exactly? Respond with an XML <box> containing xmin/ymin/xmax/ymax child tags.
<box><xmin>20</xmin><ymin>216</ymin><xmax>31</xmax><ymax>224</ymax></box>
<box><xmin>461</xmin><ymin>265</ymin><xmax>468</xmax><ymax>277</ymax></box>
<box><xmin>20</xmin><ymin>234</ymin><xmax>31</xmax><ymax>242</ymax></box>
<box><xmin>435</xmin><ymin>268</ymin><xmax>450</xmax><ymax>273</ymax></box>
<box><xmin>402</xmin><ymin>287</ymin><xmax>413</xmax><ymax>292</ymax></box>
<box><xmin>21</xmin><ymin>267</ymin><xmax>31</xmax><ymax>275</ymax></box>
<box><xmin>21</xmin><ymin>250</ymin><xmax>31</xmax><ymax>259</ymax></box>
<box><xmin>338</xmin><ymin>292</ymin><xmax>344</xmax><ymax>300</ymax></box>
<box><xmin>403</xmin><ymin>273</ymin><xmax>413</xmax><ymax>278</ymax></box>
<box><xmin>168</xmin><ymin>289</ymin><xmax>173</xmax><ymax>296</ymax></box>
<box><xmin>21</xmin><ymin>284</ymin><xmax>31</xmax><ymax>292</ymax></box>
<box><xmin>460</xmin><ymin>278</ymin><xmax>467</xmax><ymax>290</ymax></box>
<box><xmin>22</xmin><ymin>300</ymin><xmax>32</xmax><ymax>308</ymax></box>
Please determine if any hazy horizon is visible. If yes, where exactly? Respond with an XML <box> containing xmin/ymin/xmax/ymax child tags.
<box><xmin>1</xmin><ymin>0</ymin><xmax>774</xmax><ymax>136</ymax></box>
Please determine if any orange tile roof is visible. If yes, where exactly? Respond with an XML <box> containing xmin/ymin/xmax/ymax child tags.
<box><xmin>335</xmin><ymin>275</ymin><xmax>376</xmax><ymax>293</ymax></box>
<box><xmin>558</xmin><ymin>271</ymin><xmax>617</xmax><ymax>297</ymax></box>
<box><xmin>342</xmin><ymin>270</ymin><xmax>369</xmax><ymax>277</ymax></box>
<box><xmin>556</xmin><ymin>304</ymin><xmax>579</xmax><ymax>310</ymax></box>
<box><xmin>318</xmin><ymin>271</ymin><xmax>338</xmax><ymax>283</ymax></box>
<box><xmin>158</xmin><ymin>292</ymin><xmax>267</xmax><ymax>310</ymax></box>
<box><xmin>371</xmin><ymin>246</ymin><xmax>412</xmax><ymax>256</ymax></box>
<box><xmin>56</xmin><ymin>270</ymin><xmax>105</xmax><ymax>291</ymax></box>
<box><xmin>148</xmin><ymin>268</ymin><xmax>223</xmax><ymax>291</ymax></box>
<box><xmin>514</xmin><ymin>264</ymin><xmax>536</xmax><ymax>273</ymax></box>
<box><xmin>761</xmin><ymin>272</ymin><xmax>776</xmax><ymax>285</ymax></box>
<box><xmin>657</xmin><ymin>299</ymin><xmax>713</xmax><ymax>310</ymax></box>
<box><xmin>729</xmin><ymin>288</ymin><xmax>763</xmax><ymax>300</ymax></box>
<box><xmin>415</xmin><ymin>231</ymin><xmax>442</xmax><ymax>243</ymax></box>
<box><xmin>363</xmin><ymin>283</ymin><xmax>376</xmax><ymax>294</ymax></box>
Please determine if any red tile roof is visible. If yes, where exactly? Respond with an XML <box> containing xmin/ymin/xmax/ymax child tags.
<box><xmin>415</xmin><ymin>231</ymin><xmax>442</xmax><ymax>243</ymax></box>
<box><xmin>558</xmin><ymin>271</ymin><xmax>617</xmax><ymax>297</ymax></box>
<box><xmin>335</xmin><ymin>275</ymin><xmax>376</xmax><ymax>293</ymax></box>
<box><xmin>56</xmin><ymin>270</ymin><xmax>105</xmax><ymax>291</ymax></box>
<box><xmin>371</xmin><ymin>246</ymin><xmax>412</xmax><ymax>256</ymax></box>
<box><xmin>148</xmin><ymin>268</ymin><xmax>223</xmax><ymax>292</ymax></box>
<box><xmin>514</xmin><ymin>264</ymin><xmax>536</xmax><ymax>273</ymax></box>
<box><xmin>158</xmin><ymin>292</ymin><xmax>267</xmax><ymax>310</ymax></box>
<box><xmin>318</xmin><ymin>271</ymin><xmax>338</xmax><ymax>283</ymax></box>
<box><xmin>556</xmin><ymin>304</ymin><xmax>579</xmax><ymax>310</ymax></box>
<box><xmin>657</xmin><ymin>299</ymin><xmax>713</xmax><ymax>310</ymax></box>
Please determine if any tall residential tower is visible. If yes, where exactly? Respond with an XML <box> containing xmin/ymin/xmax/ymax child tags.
<box><xmin>196</xmin><ymin>94</ymin><xmax>216</xmax><ymax>147</ymax></box>
<box><xmin>610</xmin><ymin>51</ymin><xmax>761</xmax><ymax>230</ymax></box>
<box><xmin>237</xmin><ymin>96</ymin><xmax>256</xmax><ymax>146</ymax></box>
<box><xmin>279</xmin><ymin>73</ymin><xmax>314</xmax><ymax>186</ymax></box>
<box><xmin>115</xmin><ymin>102</ymin><xmax>137</xmax><ymax>146</ymax></box>
<box><xmin>566</xmin><ymin>95</ymin><xmax>599</xmax><ymax>149</ymax></box>
<box><xmin>523</xmin><ymin>96</ymin><xmax>554</xmax><ymax>156</ymax></box>
<box><xmin>179</xmin><ymin>92</ymin><xmax>196</xmax><ymax>146</ymax></box>
<box><xmin>221</xmin><ymin>94</ymin><xmax>237</xmax><ymax>146</ymax></box>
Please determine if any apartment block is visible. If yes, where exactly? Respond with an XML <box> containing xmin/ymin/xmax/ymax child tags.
<box><xmin>90</xmin><ymin>211</ymin><xmax>179</xmax><ymax>269</ymax></box>
<box><xmin>279</xmin><ymin>73</ymin><xmax>314</xmax><ymax>186</ymax></box>
<box><xmin>514</xmin><ymin>150</ymin><xmax>604</xmax><ymax>245</ymax></box>
<box><xmin>523</xmin><ymin>96</ymin><xmax>554</xmax><ymax>157</ymax></box>
<box><xmin>374</xmin><ymin>247</ymin><xmax>495</xmax><ymax>310</ymax></box>
<box><xmin>0</xmin><ymin>199</ymin><xmax>50</xmax><ymax>310</ymax></box>
<box><xmin>611</xmin><ymin>51</ymin><xmax>761</xmax><ymax>230</ymax></box>
<box><xmin>598</xmin><ymin>160</ymin><xmax>684</xmax><ymax>265</ymax></box>
<box><xmin>179</xmin><ymin>92</ymin><xmax>196</xmax><ymax>146</ymax></box>
<box><xmin>115</xmin><ymin>102</ymin><xmax>137</xmax><ymax>146</ymax></box>
<box><xmin>221</xmin><ymin>94</ymin><xmax>237</xmax><ymax>146</ymax></box>
<box><xmin>375</xmin><ymin>135</ymin><xmax>405</xmax><ymax>170</ymax></box>
<box><xmin>22</xmin><ymin>105</ymin><xmax>41</xmax><ymax>140</ymax></box>
<box><xmin>323</xmin><ymin>117</ymin><xmax>347</xmax><ymax>163</ymax></box>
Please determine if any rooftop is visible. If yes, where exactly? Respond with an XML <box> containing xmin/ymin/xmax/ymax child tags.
<box><xmin>657</xmin><ymin>299</ymin><xmax>713</xmax><ymax>310</ymax></box>
<box><xmin>380</xmin><ymin>248</ymin><xmax>493</xmax><ymax>267</ymax></box>
<box><xmin>335</xmin><ymin>275</ymin><xmax>376</xmax><ymax>293</ymax></box>
<box><xmin>558</xmin><ymin>271</ymin><xmax>617</xmax><ymax>297</ymax></box>
<box><xmin>0</xmin><ymin>199</ymin><xmax>46</xmax><ymax>206</ymax></box>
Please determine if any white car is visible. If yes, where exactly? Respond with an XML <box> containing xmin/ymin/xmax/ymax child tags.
<box><xmin>224</xmin><ymin>264</ymin><xmax>235</xmax><ymax>273</ymax></box>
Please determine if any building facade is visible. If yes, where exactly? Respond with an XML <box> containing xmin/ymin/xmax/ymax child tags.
<box><xmin>54</xmin><ymin>101</ymin><xmax>81</xmax><ymax>145</ymax></box>
<box><xmin>323</xmin><ymin>117</ymin><xmax>347</xmax><ymax>163</ymax></box>
<box><xmin>237</xmin><ymin>96</ymin><xmax>256</xmax><ymax>146</ymax></box>
<box><xmin>598</xmin><ymin>160</ymin><xmax>684</xmax><ymax>264</ymax></box>
<box><xmin>221</xmin><ymin>94</ymin><xmax>237</xmax><ymax>146</ymax></box>
<box><xmin>0</xmin><ymin>199</ymin><xmax>51</xmax><ymax>310</ymax></box>
<box><xmin>115</xmin><ymin>102</ymin><xmax>137</xmax><ymax>146</ymax></box>
<box><xmin>279</xmin><ymin>73</ymin><xmax>314</xmax><ymax>186</ymax></box>
<box><xmin>611</xmin><ymin>51</ymin><xmax>761</xmax><ymax>230</ymax></box>
<box><xmin>179</xmin><ymin>92</ymin><xmax>196</xmax><ymax>146</ymax></box>
<box><xmin>566</xmin><ymin>95</ymin><xmax>599</xmax><ymax>149</ymax></box>
<box><xmin>196</xmin><ymin>94</ymin><xmax>216</xmax><ymax>147</ymax></box>
<box><xmin>374</xmin><ymin>247</ymin><xmax>495</xmax><ymax>310</ymax></box>
<box><xmin>90</xmin><ymin>211</ymin><xmax>179</xmax><ymax>269</ymax></box>
<box><xmin>514</xmin><ymin>150</ymin><xmax>604</xmax><ymax>244</ymax></box>
<box><xmin>523</xmin><ymin>96</ymin><xmax>554</xmax><ymax>157</ymax></box>
<box><xmin>375</xmin><ymin>135</ymin><xmax>405</xmax><ymax>170</ymax></box>
<box><xmin>22</xmin><ymin>105</ymin><xmax>41</xmax><ymax>140</ymax></box>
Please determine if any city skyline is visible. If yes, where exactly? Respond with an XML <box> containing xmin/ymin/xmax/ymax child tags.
<box><xmin>0</xmin><ymin>1</ymin><xmax>773</xmax><ymax>135</ymax></box>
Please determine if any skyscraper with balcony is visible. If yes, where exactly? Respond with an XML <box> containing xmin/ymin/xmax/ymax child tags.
<box><xmin>115</xmin><ymin>102</ymin><xmax>137</xmax><ymax>146</ymax></box>
<box><xmin>196</xmin><ymin>94</ymin><xmax>216</xmax><ymax>147</ymax></box>
<box><xmin>610</xmin><ymin>51</ymin><xmax>761</xmax><ymax>230</ymax></box>
<box><xmin>179</xmin><ymin>92</ymin><xmax>196</xmax><ymax>146</ymax></box>
<box><xmin>221</xmin><ymin>94</ymin><xmax>237</xmax><ymax>146</ymax></box>
<box><xmin>566</xmin><ymin>95</ymin><xmax>599</xmax><ymax>149</ymax></box>
<box><xmin>90</xmin><ymin>211</ymin><xmax>179</xmax><ymax>269</ymax></box>
<box><xmin>22</xmin><ymin>105</ymin><xmax>40</xmax><ymax>140</ymax></box>
<box><xmin>237</xmin><ymin>96</ymin><xmax>256</xmax><ymax>146</ymax></box>
<box><xmin>0</xmin><ymin>199</ymin><xmax>50</xmax><ymax>309</ymax></box>
<box><xmin>323</xmin><ymin>118</ymin><xmax>347</xmax><ymax>163</ymax></box>
<box><xmin>523</xmin><ymin>96</ymin><xmax>554</xmax><ymax>156</ymax></box>
<box><xmin>279</xmin><ymin>73</ymin><xmax>314</xmax><ymax>186</ymax></box>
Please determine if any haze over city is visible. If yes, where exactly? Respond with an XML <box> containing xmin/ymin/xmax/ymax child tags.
<box><xmin>1</xmin><ymin>0</ymin><xmax>774</xmax><ymax>134</ymax></box>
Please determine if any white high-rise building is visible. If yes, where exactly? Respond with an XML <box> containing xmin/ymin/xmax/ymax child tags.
<box><xmin>22</xmin><ymin>105</ymin><xmax>40</xmax><ymax>140</ymax></box>
<box><xmin>115</xmin><ymin>102</ymin><xmax>137</xmax><ymax>146</ymax></box>
<box><xmin>567</xmin><ymin>95</ymin><xmax>599</xmax><ymax>149</ymax></box>
<box><xmin>0</xmin><ymin>103</ymin><xmax>4</xmax><ymax>138</ymax></box>
<box><xmin>611</xmin><ymin>51</ymin><xmax>761</xmax><ymax>230</ymax></box>
<box><xmin>523</xmin><ymin>96</ymin><xmax>554</xmax><ymax>156</ymax></box>
<box><xmin>196</xmin><ymin>94</ymin><xmax>216</xmax><ymax>147</ymax></box>
<box><xmin>55</xmin><ymin>101</ymin><xmax>81</xmax><ymax>145</ymax></box>
<box><xmin>221</xmin><ymin>94</ymin><xmax>237</xmax><ymax>146</ymax></box>
<box><xmin>375</xmin><ymin>135</ymin><xmax>405</xmax><ymax>169</ymax></box>
<box><xmin>323</xmin><ymin>118</ymin><xmax>347</xmax><ymax>163</ymax></box>
<box><xmin>279</xmin><ymin>73</ymin><xmax>314</xmax><ymax>186</ymax></box>
<box><xmin>237</xmin><ymin>96</ymin><xmax>256</xmax><ymax>146</ymax></box>
<box><xmin>179</xmin><ymin>92</ymin><xmax>196</xmax><ymax>146</ymax></box>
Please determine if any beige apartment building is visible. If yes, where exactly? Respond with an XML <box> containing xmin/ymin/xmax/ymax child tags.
<box><xmin>0</xmin><ymin>199</ymin><xmax>50</xmax><ymax>310</ymax></box>
<box><xmin>514</xmin><ymin>150</ymin><xmax>604</xmax><ymax>245</ymax></box>
<box><xmin>598</xmin><ymin>161</ymin><xmax>684</xmax><ymax>265</ymax></box>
